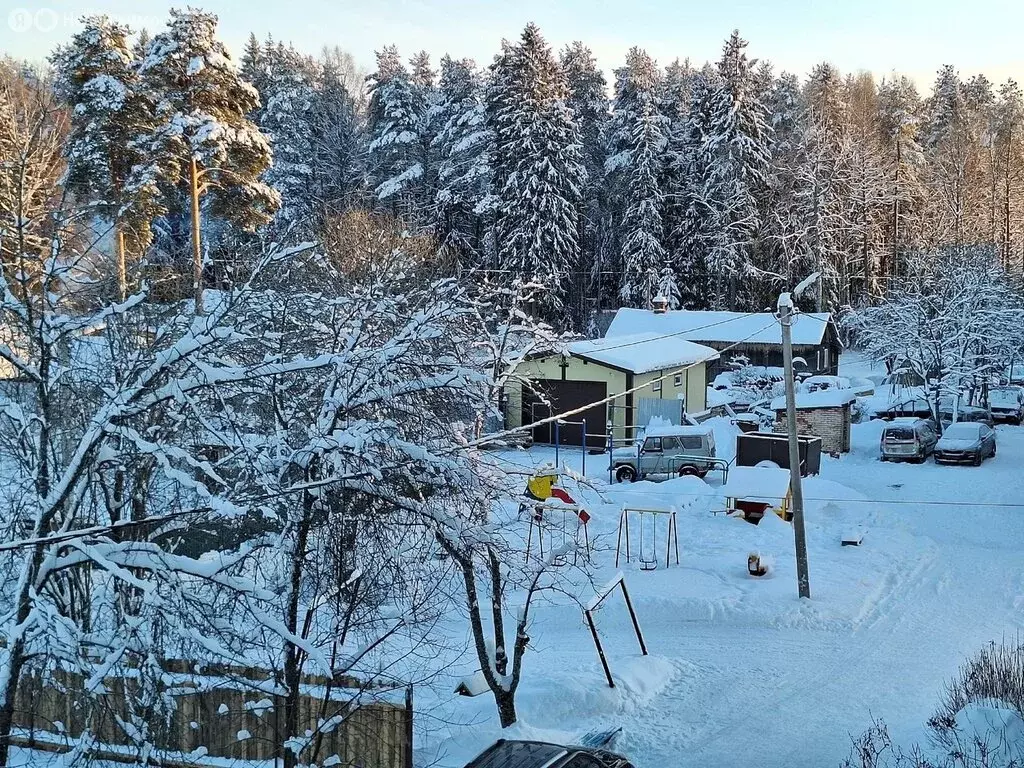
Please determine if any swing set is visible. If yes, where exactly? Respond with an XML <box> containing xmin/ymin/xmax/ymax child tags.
<box><xmin>615</xmin><ymin>506</ymin><xmax>679</xmax><ymax>570</ymax></box>
<box><xmin>519</xmin><ymin>471</ymin><xmax>592</xmax><ymax>565</ymax></box>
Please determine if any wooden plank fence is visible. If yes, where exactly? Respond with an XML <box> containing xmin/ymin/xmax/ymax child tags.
<box><xmin>9</xmin><ymin>660</ymin><xmax>413</xmax><ymax>767</ymax></box>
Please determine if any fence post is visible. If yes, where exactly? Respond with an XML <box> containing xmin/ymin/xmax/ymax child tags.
<box><xmin>554</xmin><ymin>419</ymin><xmax>560</xmax><ymax>468</ymax></box>
<box><xmin>404</xmin><ymin>686</ymin><xmax>414</xmax><ymax>768</ymax></box>
<box><xmin>581</xmin><ymin>418</ymin><xmax>587</xmax><ymax>476</ymax></box>
<box><xmin>607</xmin><ymin>423</ymin><xmax>613</xmax><ymax>484</ymax></box>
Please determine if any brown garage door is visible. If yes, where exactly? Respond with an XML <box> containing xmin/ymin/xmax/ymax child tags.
<box><xmin>522</xmin><ymin>379</ymin><xmax>608</xmax><ymax>448</ymax></box>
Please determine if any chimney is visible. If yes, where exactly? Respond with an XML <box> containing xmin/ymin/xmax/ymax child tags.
<box><xmin>651</xmin><ymin>295</ymin><xmax>669</xmax><ymax>314</ymax></box>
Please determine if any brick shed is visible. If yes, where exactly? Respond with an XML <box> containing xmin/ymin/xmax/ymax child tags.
<box><xmin>771</xmin><ymin>390</ymin><xmax>856</xmax><ymax>454</ymax></box>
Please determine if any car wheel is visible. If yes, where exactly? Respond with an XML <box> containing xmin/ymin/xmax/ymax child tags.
<box><xmin>991</xmin><ymin>444</ymin><xmax>997</xmax><ymax>457</ymax></box>
<box><xmin>973</xmin><ymin>452</ymin><xmax>982</xmax><ymax>466</ymax></box>
<box><xmin>615</xmin><ymin>465</ymin><xmax>637</xmax><ymax>483</ymax></box>
<box><xmin>678</xmin><ymin>465</ymin><xmax>700</xmax><ymax>477</ymax></box>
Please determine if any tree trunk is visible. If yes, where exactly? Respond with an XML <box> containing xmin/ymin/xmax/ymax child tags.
<box><xmin>282</xmin><ymin>491</ymin><xmax>315</xmax><ymax>768</ymax></box>
<box><xmin>189</xmin><ymin>158</ymin><xmax>204</xmax><ymax>316</ymax></box>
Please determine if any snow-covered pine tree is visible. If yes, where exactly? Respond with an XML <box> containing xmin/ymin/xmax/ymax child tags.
<box><xmin>431</xmin><ymin>56</ymin><xmax>490</xmax><ymax>266</ymax></box>
<box><xmin>51</xmin><ymin>15</ymin><xmax>157</xmax><ymax>300</ymax></box>
<box><xmin>921</xmin><ymin>65</ymin><xmax>974</xmax><ymax>246</ymax></box>
<box><xmin>877</xmin><ymin>74</ymin><xmax>924</xmax><ymax>279</ymax></box>
<box><xmin>843</xmin><ymin>71</ymin><xmax>888</xmax><ymax>302</ymax></box>
<box><xmin>994</xmin><ymin>79</ymin><xmax>1024</xmax><ymax>270</ymax></box>
<box><xmin>703</xmin><ymin>30</ymin><xmax>772</xmax><ymax>309</ymax></box>
<box><xmin>561</xmin><ymin>42</ymin><xmax>609</xmax><ymax>321</ymax></box>
<box><xmin>796</xmin><ymin>62</ymin><xmax>852</xmax><ymax>311</ymax></box>
<box><xmin>128</xmin><ymin>8</ymin><xmax>279</xmax><ymax>309</ymax></box>
<box><xmin>410</xmin><ymin>49</ymin><xmax>437</xmax><ymax>90</ymax></box>
<box><xmin>366</xmin><ymin>46</ymin><xmax>429</xmax><ymax>228</ymax></box>
<box><xmin>760</xmin><ymin>71</ymin><xmax>812</xmax><ymax>297</ymax></box>
<box><xmin>606</xmin><ymin>48</ymin><xmax>669</xmax><ymax>308</ymax></box>
<box><xmin>306</xmin><ymin>59</ymin><xmax>366</xmax><ymax>217</ymax></box>
<box><xmin>486</xmin><ymin>24</ymin><xmax>586</xmax><ymax>322</ymax></box>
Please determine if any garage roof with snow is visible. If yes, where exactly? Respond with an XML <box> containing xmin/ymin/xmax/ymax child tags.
<box><xmin>606</xmin><ymin>308</ymin><xmax>834</xmax><ymax>347</ymax></box>
<box><xmin>567</xmin><ymin>333</ymin><xmax>720</xmax><ymax>374</ymax></box>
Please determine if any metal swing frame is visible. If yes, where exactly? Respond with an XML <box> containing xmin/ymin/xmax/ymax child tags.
<box><xmin>615</xmin><ymin>506</ymin><xmax>680</xmax><ymax>570</ymax></box>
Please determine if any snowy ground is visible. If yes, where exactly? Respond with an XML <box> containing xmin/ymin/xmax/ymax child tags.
<box><xmin>419</xmin><ymin>353</ymin><xmax>1024</xmax><ymax>768</ymax></box>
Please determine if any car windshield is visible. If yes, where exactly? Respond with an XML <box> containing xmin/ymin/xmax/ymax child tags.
<box><xmin>991</xmin><ymin>388</ymin><xmax>1019</xmax><ymax>405</ymax></box>
<box><xmin>942</xmin><ymin>423</ymin><xmax>981</xmax><ymax>440</ymax></box>
<box><xmin>885</xmin><ymin>427</ymin><xmax>916</xmax><ymax>440</ymax></box>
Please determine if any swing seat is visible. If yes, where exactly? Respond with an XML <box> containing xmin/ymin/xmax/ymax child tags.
<box><xmin>639</xmin><ymin>559</ymin><xmax>658</xmax><ymax>572</ymax></box>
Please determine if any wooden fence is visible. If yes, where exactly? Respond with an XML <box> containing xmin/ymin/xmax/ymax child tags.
<box><xmin>10</xmin><ymin>659</ymin><xmax>413</xmax><ymax>767</ymax></box>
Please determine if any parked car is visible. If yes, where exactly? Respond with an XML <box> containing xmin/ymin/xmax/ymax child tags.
<box><xmin>938</xmin><ymin>404</ymin><xmax>994</xmax><ymax>429</ymax></box>
<box><xmin>879</xmin><ymin>417</ymin><xmax>938</xmax><ymax>463</ymax></box>
<box><xmin>612</xmin><ymin>425</ymin><xmax>717</xmax><ymax>482</ymax></box>
<box><xmin>934</xmin><ymin>422</ymin><xmax>997</xmax><ymax>466</ymax></box>
<box><xmin>463</xmin><ymin>740</ymin><xmax>634</xmax><ymax>768</ymax></box>
<box><xmin>989</xmin><ymin>386</ymin><xmax>1024</xmax><ymax>425</ymax></box>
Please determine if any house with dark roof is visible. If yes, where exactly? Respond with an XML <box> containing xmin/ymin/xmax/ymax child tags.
<box><xmin>604</xmin><ymin>305</ymin><xmax>843</xmax><ymax>377</ymax></box>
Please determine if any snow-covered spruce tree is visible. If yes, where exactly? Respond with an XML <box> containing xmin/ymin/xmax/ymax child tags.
<box><xmin>128</xmin><ymin>8</ymin><xmax>279</xmax><ymax>312</ymax></box>
<box><xmin>51</xmin><ymin>16</ymin><xmax>157</xmax><ymax>300</ymax></box>
<box><xmin>606</xmin><ymin>47</ymin><xmax>669</xmax><ymax>308</ymax></box>
<box><xmin>561</xmin><ymin>42</ymin><xmax>609</xmax><ymax>323</ymax></box>
<box><xmin>702</xmin><ymin>30</ymin><xmax>772</xmax><ymax>309</ymax></box>
<box><xmin>431</xmin><ymin>55</ymin><xmax>490</xmax><ymax>267</ymax></box>
<box><xmin>366</xmin><ymin>46</ymin><xmax>430</xmax><ymax>228</ymax></box>
<box><xmin>487</xmin><ymin>24</ymin><xmax>587</xmax><ymax>323</ymax></box>
<box><xmin>664</xmin><ymin>68</ymin><xmax>722</xmax><ymax>309</ymax></box>
<box><xmin>261</xmin><ymin>60</ymin><xmax>317</xmax><ymax>231</ymax></box>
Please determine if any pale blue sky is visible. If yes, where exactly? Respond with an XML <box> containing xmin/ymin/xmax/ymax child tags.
<box><xmin>3</xmin><ymin>0</ymin><xmax>1023</xmax><ymax>89</ymax></box>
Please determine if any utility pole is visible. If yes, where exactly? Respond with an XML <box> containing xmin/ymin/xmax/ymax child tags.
<box><xmin>778</xmin><ymin>290</ymin><xmax>811</xmax><ymax>599</ymax></box>
<box><xmin>189</xmin><ymin>157</ymin><xmax>204</xmax><ymax>315</ymax></box>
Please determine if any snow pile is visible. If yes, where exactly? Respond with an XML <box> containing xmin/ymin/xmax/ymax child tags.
<box><xmin>952</xmin><ymin>702</ymin><xmax>1024</xmax><ymax>765</ymax></box>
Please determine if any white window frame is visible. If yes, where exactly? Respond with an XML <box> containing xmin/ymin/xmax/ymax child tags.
<box><xmin>652</xmin><ymin>380</ymin><xmax>662</xmax><ymax>393</ymax></box>
<box><xmin>674</xmin><ymin>373</ymin><xmax>683</xmax><ymax>387</ymax></box>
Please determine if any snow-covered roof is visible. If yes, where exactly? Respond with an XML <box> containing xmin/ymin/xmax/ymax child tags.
<box><xmin>770</xmin><ymin>389</ymin><xmax>857</xmax><ymax>411</ymax></box>
<box><xmin>606</xmin><ymin>308</ymin><xmax>834</xmax><ymax>347</ymax></box>
<box><xmin>721</xmin><ymin>466</ymin><xmax>791</xmax><ymax>502</ymax></box>
<box><xmin>567</xmin><ymin>333</ymin><xmax>719</xmax><ymax>374</ymax></box>
<box><xmin>643</xmin><ymin>424</ymin><xmax>713</xmax><ymax>438</ymax></box>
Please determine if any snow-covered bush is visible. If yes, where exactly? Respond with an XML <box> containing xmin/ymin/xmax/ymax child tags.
<box><xmin>842</xmin><ymin>643</ymin><xmax>1024</xmax><ymax>768</ymax></box>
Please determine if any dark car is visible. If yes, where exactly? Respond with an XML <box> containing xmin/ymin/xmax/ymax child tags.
<box><xmin>937</xmin><ymin>404</ymin><xmax>994</xmax><ymax>429</ymax></box>
<box><xmin>464</xmin><ymin>740</ymin><xmax>634</xmax><ymax>768</ymax></box>
<box><xmin>934</xmin><ymin>422</ymin><xmax>997</xmax><ymax>466</ymax></box>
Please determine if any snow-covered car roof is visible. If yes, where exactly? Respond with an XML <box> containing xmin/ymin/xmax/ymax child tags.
<box><xmin>643</xmin><ymin>424</ymin><xmax>713</xmax><ymax>438</ymax></box>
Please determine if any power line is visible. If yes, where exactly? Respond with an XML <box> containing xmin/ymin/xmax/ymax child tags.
<box><xmin>467</xmin><ymin>317</ymin><xmax>783</xmax><ymax>451</ymax></box>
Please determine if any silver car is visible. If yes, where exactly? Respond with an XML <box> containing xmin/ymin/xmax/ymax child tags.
<box><xmin>880</xmin><ymin>418</ymin><xmax>938</xmax><ymax>463</ymax></box>
<box><xmin>612</xmin><ymin>426</ymin><xmax>717</xmax><ymax>482</ymax></box>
